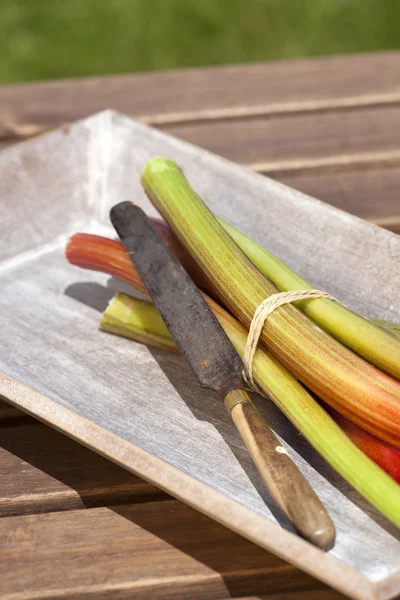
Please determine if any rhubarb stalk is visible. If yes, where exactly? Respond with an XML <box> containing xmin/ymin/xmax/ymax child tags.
<box><xmin>218</xmin><ymin>217</ymin><xmax>400</xmax><ymax>380</ymax></box>
<box><xmin>329</xmin><ymin>409</ymin><xmax>400</xmax><ymax>484</ymax></box>
<box><xmin>141</xmin><ymin>158</ymin><xmax>400</xmax><ymax>447</ymax></box>
<box><xmin>150</xmin><ymin>214</ymin><xmax>400</xmax><ymax>376</ymax></box>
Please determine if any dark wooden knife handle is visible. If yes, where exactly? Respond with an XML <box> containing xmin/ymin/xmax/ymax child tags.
<box><xmin>224</xmin><ymin>389</ymin><xmax>336</xmax><ymax>550</ymax></box>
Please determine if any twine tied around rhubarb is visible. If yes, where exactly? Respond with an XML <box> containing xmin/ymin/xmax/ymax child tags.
<box><xmin>242</xmin><ymin>290</ymin><xmax>337</xmax><ymax>392</ymax></box>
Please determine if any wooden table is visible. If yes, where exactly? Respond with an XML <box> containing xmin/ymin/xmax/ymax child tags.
<box><xmin>0</xmin><ymin>51</ymin><xmax>399</xmax><ymax>599</ymax></box>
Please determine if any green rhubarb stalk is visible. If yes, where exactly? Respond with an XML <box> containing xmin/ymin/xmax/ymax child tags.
<box><xmin>102</xmin><ymin>292</ymin><xmax>400</xmax><ymax>527</ymax></box>
<box><xmin>218</xmin><ymin>217</ymin><xmax>400</xmax><ymax>380</ymax></box>
<box><xmin>101</xmin><ymin>293</ymin><xmax>178</xmax><ymax>354</ymax></box>
<box><xmin>150</xmin><ymin>212</ymin><xmax>400</xmax><ymax>376</ymax></box>
<box><xmin>141</xmin><ymin>158</ymin><xmax>400</xmax><ymax>447</ymax></box>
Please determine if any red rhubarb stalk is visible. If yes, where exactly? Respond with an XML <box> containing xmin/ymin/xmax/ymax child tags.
<box><xmin>330</xmin><ymin>410</ymin><xmax>400</xmax><ymax>483</ymax></box>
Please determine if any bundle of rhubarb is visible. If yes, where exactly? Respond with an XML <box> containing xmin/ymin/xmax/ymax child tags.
<box><xmin>66</xmin><ymin>158</ymin><xmax>400</xmax><ymax>527</ymax></box>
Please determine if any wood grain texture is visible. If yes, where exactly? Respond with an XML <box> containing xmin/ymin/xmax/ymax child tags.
<box><xmin>0</xmin><ymin>52</ymin><xmax>399</xmax><ymax>129</ymax></box>
<box><xmin>276</xmin><ymin>166</ymin><xmax>400</xmax><ymax>223</ymax></box>
<box><xmin>372</xmin><ymin>217</ymin><xmax>400</xmax><ymax>235</ymax></box>
<box><xmin>227</xmin><ymin>390</ymin><xmax>335</xmax><ymax>550</ymax></box>
<box><xmin>0</xmin><ymin>499</ymin><xmax>321</xmax><ymax>600</ymax></box>
<box><xmin>0</xmin><ymin>397</ymin><xmax>24</xmax><ymax>420</ymax></box>
<box><xmin>0</xmin><ymin>52</ymin><xmax>399</xmax><ymax>228</ymax></box>
<box><xmin>165</xmin><ymin>105</ymin><xmax>400</xmax><ymax>169</ymax></box>
<box><xmin>0</xmin><ymin>423</ymin><xmax>163</xmax><ymax>516</ymax></box>
<box><xmin>236</xmin><ymin>593</ymin><xmax>347</xmax><ymax>600</ymax></box>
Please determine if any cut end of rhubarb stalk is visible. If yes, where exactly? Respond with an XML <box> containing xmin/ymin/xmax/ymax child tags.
<box><xmin>142</xmin><ymin>157</ymin><xmax>182</xmax><ymax>179</ymax></box>
<box><xmin>100</xmin><ymin>293</ymin><xmax>179</xmax><ymax>354</ymax></box>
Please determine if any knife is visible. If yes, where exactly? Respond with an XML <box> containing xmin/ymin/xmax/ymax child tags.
<box><xmin>110</xmin><ymin>201</ymin><xmax>336</xmax><ymax>550</ymax></box>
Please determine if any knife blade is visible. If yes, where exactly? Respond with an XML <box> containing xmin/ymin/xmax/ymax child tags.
<box><xmin>110</xmin><ymin>201</ymin><xmax>335</xmax><ymax>550</ymax></box>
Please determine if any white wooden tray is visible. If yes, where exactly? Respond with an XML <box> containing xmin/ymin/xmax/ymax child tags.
<box><xmin>0</xmin><ymin>111</ymin><xmax>399</xmax><ymax>600</ymax></box>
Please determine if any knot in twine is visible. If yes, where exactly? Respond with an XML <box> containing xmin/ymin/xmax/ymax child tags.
<box><xmin>242</xmin><ymin>289</ymin><xmax>337</xmax><ymax>392</ymax></box>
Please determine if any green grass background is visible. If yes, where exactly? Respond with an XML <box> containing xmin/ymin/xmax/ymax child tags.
<box><xmin>1</xmin><ymin>0</ymin><xmax>400</xmax><ymax>83</ymax></box>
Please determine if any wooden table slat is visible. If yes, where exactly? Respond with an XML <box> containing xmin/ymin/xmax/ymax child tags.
<box><xmin>236</xmin><ymin>592</ymin><xmax>347</xmax><ymax>600</ymax></box>
<box><xmin>1</xmin><ymin>52</ymin><xmax>400</xmax><ymax>130</ymax></box>
<box><xmin>276</xmin><ymin>165</ymin><xmax>400</xmax><ymax>225</ymax></box>
<box><xmin>164</xmin><ymin>105</ymin><xmax>400</xmax><ymax>172</ymax></box>
<box><xmin>0</xmin><ymin>423</ymin><xmax>164</xmax><ymax>516</ymax></box>
<box><xmin>0</xmin><ymin>499</ymin><xmax>323</xmax><ymax>600</ymax></box>
<box><xmin>0</xmin><ymin>398</ymin><xmax>24</xmax><ymax>420</ymax></box>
